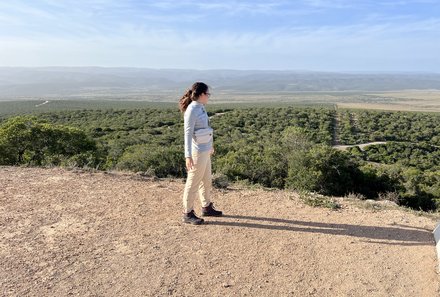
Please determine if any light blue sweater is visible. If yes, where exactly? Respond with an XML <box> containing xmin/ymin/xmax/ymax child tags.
<box><xmin>184</xmin><ymin>100</ymin><xmax>213</xmax><ymax>158</ymax></box>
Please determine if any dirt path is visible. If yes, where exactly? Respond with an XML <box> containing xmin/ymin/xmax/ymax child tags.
<box><xmin>35</xmin><ymin>100</ymin><xmax>50</xmax><ymax>107</ymax></box>
<box><xmin>333</xmin><ymin>141</ymin><xmax>388</xmax><ymax>151</ymax></box>
<box><xmin>333</xmin><ymin>141</ymin><xmax>440</xmax><ymax>151</ymax></box>
<box><xmin>1</xmin><ymin>166</ymin><xmax>439</xmax><ymax>296</ymax></box>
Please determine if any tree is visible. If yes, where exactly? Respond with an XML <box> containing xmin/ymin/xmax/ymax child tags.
<box><xmin>285</xmin><ymin>144</ymin><xmax>359</xmax><ymax>196</ymax></box>
<box><xmin>0</xmin><ymin>116</ymin><xmax>100</xmax><ymax>167</ymax></box>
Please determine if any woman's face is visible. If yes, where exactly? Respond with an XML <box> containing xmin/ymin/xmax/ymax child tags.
<box><xmin>198</xmin><ymin>90</ymin><xmax>210</xmax><ymax>104</ymax></box>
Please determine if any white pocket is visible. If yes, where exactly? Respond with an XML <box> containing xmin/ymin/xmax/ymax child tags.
<box><xmin>194</xmin><ymin>128</ymin><xmax>213</xmax><ymax>144</ymax></box>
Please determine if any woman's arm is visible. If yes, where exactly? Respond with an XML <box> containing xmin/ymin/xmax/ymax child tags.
<box><xmin>184</xmin><ymin>107</ymin><xmax>196</xmax><ymax>158</ymax></box>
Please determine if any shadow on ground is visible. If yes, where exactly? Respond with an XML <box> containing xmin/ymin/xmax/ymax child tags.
<box><xmin>205</xmin><ymin>214</ymin><xmax>434</xmax><ymax>246</ymax></box>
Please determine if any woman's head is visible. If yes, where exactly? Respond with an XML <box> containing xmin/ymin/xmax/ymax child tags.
<box><xmin>179</xmin><ymin>82</ymin><xmax>210</xmax><ymax>112</ymax></box>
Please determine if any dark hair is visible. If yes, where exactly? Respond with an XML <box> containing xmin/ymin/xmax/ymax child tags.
<box><xmin>179</xmin><ymin>82</ymin><xmax>209</xmax><ymax>112</ymax></box>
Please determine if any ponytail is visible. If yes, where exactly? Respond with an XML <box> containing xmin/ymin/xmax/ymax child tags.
<box><xmin>178</xmin><ymin>82</ymin><xmax>209</xmax><ymax>112</ymax></box>
<box><xmin>179</xmin><ymin>89</ymin><xmax>194</xmax><ymax>112</ymax></box>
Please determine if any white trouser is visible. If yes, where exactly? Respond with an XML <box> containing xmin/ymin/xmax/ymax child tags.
<box><xmin>182</xmin><ymin>150</ymin><xmax>212</xmax><ymax>213</ymax></box>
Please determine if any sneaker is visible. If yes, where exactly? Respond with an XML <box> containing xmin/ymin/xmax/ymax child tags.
<box><xmin>182</xmin><ymin>210</ymin><xmax>204</xmax><ymax>225</ymax></box>
<box><xmin>201</xmin><ymin>202</ymin><xmax>223</xmax><ymax>217</ymax></box>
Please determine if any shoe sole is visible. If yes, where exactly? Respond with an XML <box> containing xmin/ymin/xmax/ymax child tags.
<box><xmin>201</xmin><ymin>213</ymin><xmax>223</xmax><ymax>217</ymax></box>
<box><xmin>182</xmin><ymin>219</ymin><xmax>204</xmax><ymax>225</ymax></box>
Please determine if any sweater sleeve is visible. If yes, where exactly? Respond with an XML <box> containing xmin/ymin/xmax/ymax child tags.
<box><xmin>184</xmin><ymin>107</ymin><xmax>196</xmax><ymax>158</ymax></box>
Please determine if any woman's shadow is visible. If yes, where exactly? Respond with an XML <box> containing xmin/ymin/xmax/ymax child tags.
<box><xmin>206</xmin><ymin>214</ymin><xmax>434</xmax><ymax>246</ymax></box>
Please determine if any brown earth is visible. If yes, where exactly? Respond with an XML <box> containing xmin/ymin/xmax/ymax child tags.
<box><xmin>1</xmin><ymin>166</ymin><xmax>439</xmax><ymax>297</ymax></box>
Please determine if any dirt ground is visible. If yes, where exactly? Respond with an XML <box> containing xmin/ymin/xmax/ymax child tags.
<box><xmin>1</xmin><ymin>166</ymin><xmax>439</xmax><ymax>297</ymax></box>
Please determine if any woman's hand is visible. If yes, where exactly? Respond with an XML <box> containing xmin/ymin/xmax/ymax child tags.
<box><xmin>186</xmin><ymin>157</ymin><xmax>194</xmax><ymax>171</ymax></box>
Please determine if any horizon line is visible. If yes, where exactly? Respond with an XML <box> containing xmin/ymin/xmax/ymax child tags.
<box><xmin>0</xmin><ymin>66</ymin><xmax>438</xmax><ymax>74</ymax></box>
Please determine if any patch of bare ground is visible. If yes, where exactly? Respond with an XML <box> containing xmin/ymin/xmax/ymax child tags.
<box><xmin>1</xmin><ymin>166</ymin><xmax>439</xmax><ymax>296</ymax></box>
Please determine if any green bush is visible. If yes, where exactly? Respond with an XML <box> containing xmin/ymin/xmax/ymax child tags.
<box><xmin>215</xmin><ymin>141</ymin><xmax>286</xmax><ymax>188</ymax></box>
<box><xmin>116</xmin><ymin>144</ymin><xmax>185</xmax><ymax>178</ymax></box>
<box><xmin>285</xmin><ymin>144</ymin><xmax>359</xmax><ymax>196</ymax></box>
<box><xmin>0</xmin><ymin>116</ymin><xmax>101</xmax><ymax>167</ymax></box>
<box><xmin>2</xmin><ymin>106</ymin><xmax>437</xmax><ymax>212</ymax></box>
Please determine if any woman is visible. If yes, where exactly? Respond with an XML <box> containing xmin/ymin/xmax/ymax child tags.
<box><xmin>179</xmin><ymin>82</ymin><xmax>223</xmax><ymax>225</ymax></box>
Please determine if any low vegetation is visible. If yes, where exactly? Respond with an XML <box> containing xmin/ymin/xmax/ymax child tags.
<box><xmin>0</xmin><ymin>106</ymin><xmax>439</xmax><ymax>212</ymax></box>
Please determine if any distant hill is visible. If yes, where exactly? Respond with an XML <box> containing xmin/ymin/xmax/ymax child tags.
<box><xmin>0</xmin><ymin>67</ymin><xmax>440</xmax><ymax>99</ymax></box>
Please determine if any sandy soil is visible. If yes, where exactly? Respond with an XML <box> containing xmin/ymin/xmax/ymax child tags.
<box><xmin>1</xmin><ymin>166</ymin><xmax>439</xmax><ymax>297</ymax></box>
<box><xmin>336</xmin><ymin>102</ymin><xmax>440</xmax><ymax>112</ymax></box>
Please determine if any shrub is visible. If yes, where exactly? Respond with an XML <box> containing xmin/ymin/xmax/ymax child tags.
<box><xmin>298</xmin><ymin>190</ymin><xmax>341</xmax><ymax>210</ymax></box>
<box><xmin>0</xmin><ymin>116</ymin><xmax>100</xmax><ymax>167</ymax></box>
<box><xmin>285</xmin><ymin>144</ymin><xmax>359</xmax><ymax>196</ymax></box>
<box><xmin>116</xmin><ymin>144</ymin><xmax>185</xmax><ymax>178</ymax></box>
<box><xmin>212</xmin><ymin>173</ymin><xmax>229</xmax><ymax>189</ymax></box>
<box><xmin>214</xmin><ymin>143</ymin><xmax>287</xmax><ymax>188</ymax></box>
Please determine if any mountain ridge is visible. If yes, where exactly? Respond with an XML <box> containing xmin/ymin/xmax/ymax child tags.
<box><xmin>1</xmin><ymin>67</ymin><xmax>440</xmax><ymax>99</ymax></box>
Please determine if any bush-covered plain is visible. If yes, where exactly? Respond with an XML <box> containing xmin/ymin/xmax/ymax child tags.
<box><xmin>0</xmin><ymin>106</ymin><xmax>439</xmax><ymax>211</ymax></box>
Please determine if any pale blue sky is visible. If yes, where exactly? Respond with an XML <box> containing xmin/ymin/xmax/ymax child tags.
<box><xmin>0</xmin><ymin>0</ymin><xmax>439</xmax><ymax>71</ymax></box>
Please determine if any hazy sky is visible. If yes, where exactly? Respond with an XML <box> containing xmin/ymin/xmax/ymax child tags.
<box><xmin>0</xmin><ymin>0</ymin><xmax>439</xmax><ymax>71</ymax></box>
